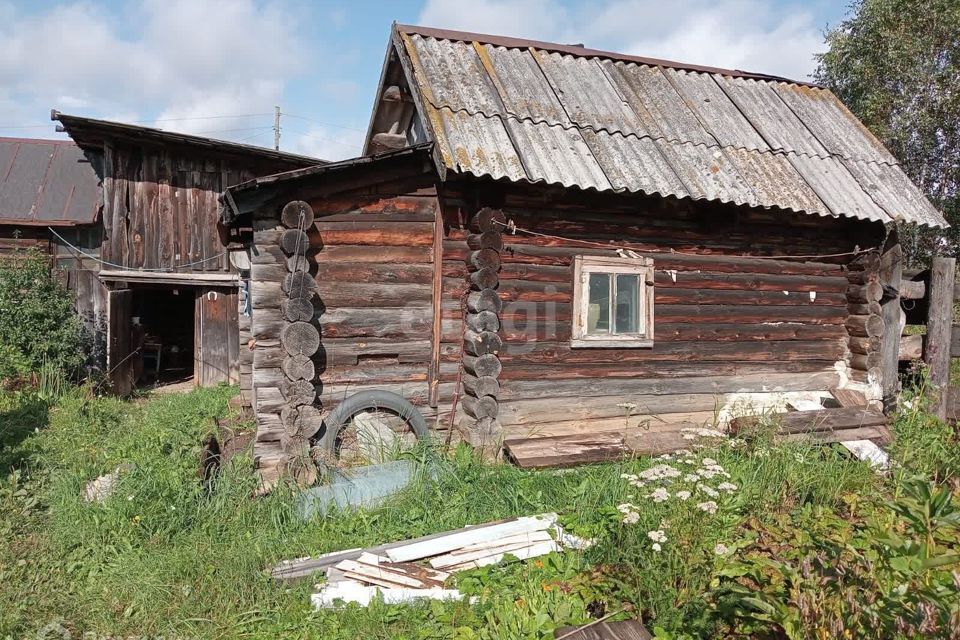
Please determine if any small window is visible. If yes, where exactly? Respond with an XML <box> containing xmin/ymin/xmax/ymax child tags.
<box><xmin>572</xmin><ymin>255</ymin><xmax>654</xmax><ymax>348</ymax></box>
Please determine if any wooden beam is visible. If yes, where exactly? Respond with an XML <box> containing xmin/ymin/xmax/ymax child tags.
<box><xmin>878</xmin><ymin>241</ymin><xmax>903</xmax><ymax>404</ymax></box>
<box><xmin>99</xmin><ymin>270</ymin><xmax>239</xmax><ymax>286</ymax></box>
<box><xmin>924</xmin><ymin>257</ymin><xmax>956</xmax><ymax>420</ymax></box>
<box><xmin>730</xmin><ymin>406</ymin><xmax>888</xmax><ymax>435</ymax></box>
<box><xmin>899</xmin><ymin>334</ymin><xmax>923</xmax><ymax>360</ymax></box>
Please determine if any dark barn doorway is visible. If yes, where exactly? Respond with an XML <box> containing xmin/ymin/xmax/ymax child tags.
<box><xmin>132</xmin><ymin>286</ymin><xmax>195</xmax><ymax>385</ymax></box>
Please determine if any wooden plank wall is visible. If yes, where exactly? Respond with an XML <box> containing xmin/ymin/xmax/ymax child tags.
<box><xmin>99</xmin><ymin>142</ymin><xmax>292</xmax><ymax>272</ymax></box>
<box><xmin>438</xmin><ymin>184</ymin><xmax>886</xmax><ymax>440</ymax></box>
<box><xmin>249</xmin><ymin>176</ymin><xmax>439</xmax><ymax>470</ymax></box>
<box><xmin>196</xmin><ymin>287</ymin><xmax>240</xmax><ymax>386</ymax></box>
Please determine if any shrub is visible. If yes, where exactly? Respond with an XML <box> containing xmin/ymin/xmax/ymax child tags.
<box><xmin>0</xmin><ymin>249</ymin><xmax>87</xmax><ymax>379</ymax></box>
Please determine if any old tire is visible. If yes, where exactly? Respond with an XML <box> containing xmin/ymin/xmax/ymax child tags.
<box><xmin>318</xmin><ymin>390</ymin><xmax>429</xmax><ymax>455</ymax></box>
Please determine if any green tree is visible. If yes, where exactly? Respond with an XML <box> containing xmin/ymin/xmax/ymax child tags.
<box><xmin>815</xmin><ymin>0</ymin><xmax>960</xmax><ymax>263</ymax></box>
<box><xmin>0</xmin><ymin>249</ymin><xmax>88</xmax><ymax>379</ymax></box>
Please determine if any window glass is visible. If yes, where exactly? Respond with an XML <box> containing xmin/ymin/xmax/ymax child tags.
<box><xmin>614</xmin><ymin>274</ymin><xmax>640</xmax><ymax>334</ymax></box>
<box><xmin>587</xmin><ymin>272</ymin><xmax>610</xmax><ymax>333</ymax></box>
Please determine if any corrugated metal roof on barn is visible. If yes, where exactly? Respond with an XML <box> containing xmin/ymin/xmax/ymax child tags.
<box><xmin>391</xmin><ymin>24</ymin><xmax>947</xmax><ymax>228</ymax></box>
<box><xmin>0</xmin><ymin>137</ymin><xmax>100</xmax><ymax>226</ymax></box>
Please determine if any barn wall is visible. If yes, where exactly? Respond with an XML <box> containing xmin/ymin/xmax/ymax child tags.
<box><xmin>438</xmin><ymin>181</ymin><xmax>886</xmax><ymax>441</ymax></box>
<box><xmin>248</xmin><ymin>173</ymin><xmax>439</xmax><ymax>477</ymax></box>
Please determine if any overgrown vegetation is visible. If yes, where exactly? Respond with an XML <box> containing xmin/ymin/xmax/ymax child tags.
<box><xmin>0</xmin><ymin>248</ymin><xmax>87</xmax><ymax>380</ymax></box>
<box><xmin>1</xmin><ymin>383</ymin><xmax>959</xmax><ymax>639</ymax></box>
<box><xmin>815</xmin><ymin>0</ymin><xmax>960</xmax><ymax>262</ymax></box>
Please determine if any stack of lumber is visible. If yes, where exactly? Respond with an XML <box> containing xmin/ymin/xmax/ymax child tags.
<box><xmin>555</xmin><ymin>619</ymin><xmax>653</xmax><ymax>640</ymax></box>
<box><xmin>730</xmin><ymin>406</ymin><xmax>891</xmax><ymax>444</ymax></box>
<box><xmin>503</xmin><ymin>428</ymin><xmax>709</xmax><ymax>470</ymax></box>
<box><xmin>269</xmin><ymin>514</ymin><xmax>589</xmax><ymax>608</ymax></box>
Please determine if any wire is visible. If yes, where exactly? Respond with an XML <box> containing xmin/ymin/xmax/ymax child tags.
<box><xmin>48</xmin><ymin>226</ymin><xmax>227</xmax><ymax>272</ymax></box>
<box><xmin>282</xmin><ymin>113</ymin><xmax>367</xmax><ymax>132</ymax></box>
<box><xmin>493</xmin><ymin>219</ymin><xmax>877</xmax><ymax>261</ymax></box>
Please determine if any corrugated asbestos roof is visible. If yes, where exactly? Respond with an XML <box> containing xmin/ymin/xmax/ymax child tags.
<box><xmin>0</xmin><ymin>137</ymin><xmax>100</xmax><ymax>226</ymax></box>
<box><xmin>394</xmin><ymin>25</ymin><xmax>946</xmax><ymax>228</ymax></box>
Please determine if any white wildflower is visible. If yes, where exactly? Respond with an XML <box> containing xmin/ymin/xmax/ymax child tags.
<box><xmin>620</xmin><ymin>473</ymin><xmax>638</xmax><ymax>481</ymax></box>
<box><xmin>675</xmin><ymin>490</ymin><xmax>692</xmax><ymax>501</ymax></box>
<box><xmin>701</xmin><ymin>458</ymin><xmax>718</xmax><ymax>466</ymax></box>
<box><xmin>697</xmin><ymin>467</ymin><xmax>720</xmax><ymax>479</ymax></box>
<box><xmin>617</xmin><ymin>402</ymin><xmax>638</xmax><ymax>412</ymax></box>
<box><xmin>622</xmin><ymin>511</ymin><xmax>640</xmax><ymax>524</ymax></box>
<box><xmin>682</xmin><ymin>433</ymin><xmax>697</xmax><ymax>441</ymax></box>
<box><xmin>717</xmin><ymin>482</ymin><xmax>738</xmax><ymax>493</ymax></box>
<box><xmin>683</xmin><ymin>473</ymin><xmax>700</xmax><ymax>483</ymax></box>
<box><xmin>698</xmin><ymin>484</ymin><xmax>720</xmax><ymax>498</ymax></box>
<box><xmin>651</xmin><ymin>542</ymin><xmax>662</xmax><ymax>552</ymax></box>
<box><xmin>658</xmin><ymin>453</ymin><xmax>674</xmax><ymax>460</ymax></box>
<box><xmin>629</xmin><ymin>479</ymin><xmax>646</xmax><ymax>488</ymax></box>
<box><xmin>727</xmin><ymin>438</ymin><xmax>746</xmax><ymax>449</ymax></box>
<box><xmin>679</xmin><ymin>457</ymin><xmax>696</xmax><ymax>465</ymax></box>
<box><xmin>714</xmin><ymin>543</ymin><xmax>730</xmax><ymax>555</ymax></box>
<box><xmin>649</xmin><ymin>487</ymin><xmax>670</xmax><ymax>503</ymax></box>
<box><xmin>697</xmin><ymin>501</ymin><xmax>719</xmax><ymax>515</ymax></box>
<box><xmin>616</xmin><ymin>503</ymin><xmax>637</xmax><ymax>514</ymax></box>
<box><xmin>638</xmin><ymin>464</ymin><xmax>682</xmax><ymax>482</ymax></box>
<box><xmin>675</xmin><ymin>449</ymin><xmax>692</xmax><ymax>456</ymax></box>
<box><xmin>127</xmin><ymin>495</ymin><xmax>134</xmax><ymax>501</ymax></box>
<box><xmin>647</xmin><ymin>529</ymin><xmax>667</xmax><ymax>543</ymax></box>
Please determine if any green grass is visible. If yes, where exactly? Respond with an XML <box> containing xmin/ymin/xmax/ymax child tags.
<box><xmin>0</xmin><ymin>384</ymin><xmax>957</xmax><ymax>639</ymax></box>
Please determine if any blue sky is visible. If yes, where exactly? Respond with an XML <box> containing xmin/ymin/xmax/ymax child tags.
<box><xmin>0</xmin><ymin>0</ymin><xmax>849</xmax><ymax>160</ymax></box>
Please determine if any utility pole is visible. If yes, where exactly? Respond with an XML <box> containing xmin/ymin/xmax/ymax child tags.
<box><xmin>273</xmin><ymin>106</ymin><xmax>281</xmax><ymax>151</ymax></box>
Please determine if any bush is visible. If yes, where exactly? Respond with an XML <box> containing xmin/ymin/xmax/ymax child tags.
<box><xmin>0</xmin><ymin>249</ymin><xmax>87</xmax><ymax>379</ymax></box>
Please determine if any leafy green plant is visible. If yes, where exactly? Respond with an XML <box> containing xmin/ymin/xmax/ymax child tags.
<box><xmin>714</xmin><ymin>478</ymin><xmax>960</xmax><ymax>639</ymax></box>
<box><xmin>0</xmin><ymin>249</ymin><xmax>88</xmax><ymax>380</ymax></box>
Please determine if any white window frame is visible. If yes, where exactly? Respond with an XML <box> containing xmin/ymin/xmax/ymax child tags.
<box><xmin>571</xmin><ymin>255</ymin><xmax>655</xmax><ymax>348</ymax></box>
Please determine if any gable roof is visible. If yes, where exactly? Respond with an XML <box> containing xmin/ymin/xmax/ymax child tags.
<box><xmin>53</xmin><ymin>111</ymin><xmax>325</xmax><ymax>169</ymax></box>
<box><xmin>379</xmin><ymin>23</ymin><xmax>946</xmax><ymax>229</ymax></box>
<box><xmin>0</xmin><ymin>137</ymin><xmax>101</xmax><ymax>226</ymax></box>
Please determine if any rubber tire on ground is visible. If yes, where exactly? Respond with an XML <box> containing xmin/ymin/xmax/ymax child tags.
<box><xmin>318</xmin><ymin>390</ymin><xmax>429</xmax><ymax>455</ymax></box>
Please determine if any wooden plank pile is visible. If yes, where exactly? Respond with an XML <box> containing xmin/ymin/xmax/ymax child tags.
<box><xmin>268</xmin><ymin>513</ymin><xmax>589</xmax><ymax>608</ymax></box>
<box><xmin>555</xmin><ymin>619</ymin><xmax>653</xmax><ymax>640</ymax></box>
<box><xmin>730</xmin><ymin>406</ymin><xmax>891</xmax><ymax>445</ymax></box>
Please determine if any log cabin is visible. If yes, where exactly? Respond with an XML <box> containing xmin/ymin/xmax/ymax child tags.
<box><xmin>29</xmin><ymin>114</ymin><xmax>323</xmax><ymax>395</ymax></box>
<box><xmin>219</xmin><ymin>24</ymin><xmax>947</xmax><ymax>484</ymax></box>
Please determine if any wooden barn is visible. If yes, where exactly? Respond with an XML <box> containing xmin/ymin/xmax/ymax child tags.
<box><xmin>220</xmin><ymin>24</ymin><xmax>947</xmax><ymax>483</ymax></box>
<box><xmin>17</xmin><ymin>114</ymin><xmax>323</xmax><ymax>395</ymax></box>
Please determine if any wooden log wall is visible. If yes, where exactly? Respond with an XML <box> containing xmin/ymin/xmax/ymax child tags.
<box><xmin>459</xmin><ymin>208</ymin><xmax>506</xmax><ymax>447</ymax></box>
<box><xmin>437</xmin><ymin>184</ymin><xmax>885</xmax><ymax>440</ymax></box>
<box><xmin>249</xmin><ymin>178</ymin><xmax>439</xmax><ymax>484</ymax></box>
<box><xmin>844</xmin><ymin>251</ymin><xmax>884</xmax><ymax>386</ymax></box>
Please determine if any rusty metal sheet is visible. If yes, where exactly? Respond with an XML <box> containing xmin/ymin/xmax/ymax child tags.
<box><xmin>664</xmin><ymin>69</ymin><xmax>769</xmax><ymax>152</ymax></box>
<box><xmin>432</xmin><ymin>107</ymin><xmax>526</xmax><ymax>182</ymax></box>
<box><xmin>0</xmin><ymin>138</ymin><xmax>100</xmax><ymax>226</ymax></box>
<box><xmin>722</xmin><ymin>147</ymin><xmax>828</xmax><ymax>216</ymax></box>
<box><xmin>602</xmin><ymin>61</ymin><xmax>715</xmax><ymax>147</ymax></box>
<box><xmin>787</xmin><ymin>153</ymin><xmax>890</xmax><ymax>223</ymax></box>
<box><xmin>479</xmin><ymin>44</ymin><xmax>569</xmax><ymax>126</ymax></box>
<box><xmin>503</xmin><ymin>119</ymin><xmax>611</xmax><ymax>191</ymax></box>
<box><xmin>404</xmin><ymin>34</ymin><xmax>503</xmax><ymax>116</ymax></box>
<box><xmin>655</xmin><ymin>140</ymin><xmax>757</xmax><ymax>207</ymax></box>
<box><xmin>774</xmin><ymin>83</ymin><xmax>897</xmax><ymax>164</ymax></box>
<box><xmin>842</xmin><ymin>158</ymin><xmax>945</xmax><ymax>228</ymax></box>
<box><xmin>580</xmin><ymin>129</ymin><xmax>688</xmax><ymax>197</ymax></box>
<box><xmin>715</xmin><ymin>76</ymin><xmax>830</xmax><ymax>157</ymax></box>
<box><xmin>534</xmin><ymin>50</ymin><xmax>650</xmax><ymax>137</ymax></box>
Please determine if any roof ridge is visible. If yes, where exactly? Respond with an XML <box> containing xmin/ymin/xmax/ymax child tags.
<box><xmin>397</xmin><ymin>23</ymin><xmax>820</xmax><ymax>87</ymax></box>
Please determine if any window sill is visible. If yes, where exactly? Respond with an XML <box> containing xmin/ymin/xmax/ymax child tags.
<box><xmin>570</xmin><ymin>338</ymin><xmax>654</xmax><ymax>349</ymax></box>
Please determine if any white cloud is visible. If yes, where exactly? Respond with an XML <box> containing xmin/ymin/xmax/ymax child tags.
<box><xmin>0</xmin><ymin>0</ymin><xmax>307</xmax><ymax>142</ymax></box>
<box><xmin>287</xmin><ymin>124</ymin><xmax>366</xmax><ymax>162</ymax></box>
<box><xmin>418</xmin><ymin>0</ymin><xmax>824</xmax><ymax>81</ymax></box>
